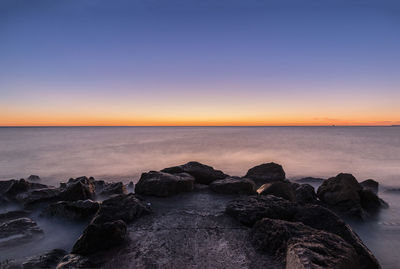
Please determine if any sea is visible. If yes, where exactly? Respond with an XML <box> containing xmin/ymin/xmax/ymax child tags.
<box><xmin>0</xmin><ymin>126</ymin><xmax>399</xmax><ymax>268</ymax></box>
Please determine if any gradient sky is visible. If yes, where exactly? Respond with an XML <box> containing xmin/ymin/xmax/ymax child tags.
<box><xmin>1</xmin><ymin>0</ymin><xmax>400</xmax><ymax>126</ymax></box>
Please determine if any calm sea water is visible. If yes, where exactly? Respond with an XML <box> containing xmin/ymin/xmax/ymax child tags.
<box><xmin>0</xmin><ymin>126</ymin><xmax>399</xmax><ymax>267</ymax></box>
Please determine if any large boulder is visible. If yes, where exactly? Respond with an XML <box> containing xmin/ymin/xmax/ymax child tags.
<box><xmin>161</xmin><ymin>161</ymin><xmax>227</xmax><ymax>184</ymax></box>
<box><xmin>294</xmin><ymin>184</ymin><xmax>318</xmax><ymax>205</ymax></box>
<box><xmin>0</xmin><ymin>218</ymin><xmax>43</xmax><ymax>248</ymax></box>
<box><xmin>245</xmin><ymin>163</ymin><xmax>285</xmax><ymax>186</ymax></box>
<box><xmin>210</xmin><ymin>177</ymin><xmax>256</xmax><ymax>195</ymax></box>
<box><xmin>71</xmin><ymin>220</ymin><xmax>127</xmax><ymax>256</ymax></box>
<box><xmin>135</xmin><ymin>171</ymin><xmax>195</xmax><ymax>197</ymax></box>
<box><xmin>257</xmin><ymin>182</ymin><xmax>295</xmax><ymax>201</ymax></box>
<box><xmin>59</xmin><ymin>177</ymin><xmax>95</xmax><ymax>201</ymax></box>
<box><xmin>22</xmin><ymin>249</ymin><xmax>67</xmax><ymax>269</ymax></box>
<box><xmin>226</xmin><ymin>195</ymin><xmax>297</xmax><ymax>227</ymax></box>
<box><xmin>41</xmin><ymin>200</ymin><xmax>100</xmax><ymax>221</ymax></box>
<box><xmin>360</xmin><ymin>179</ymin><xmax>379</xmax><ymax>194</ymax></box>
<box><xmin>250</xmin><ymin>218</ymin><xmax>359</xmax><ymax>268</ymax></box>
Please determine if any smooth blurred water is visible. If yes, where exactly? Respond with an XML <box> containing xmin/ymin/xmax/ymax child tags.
<box><xmin>0</xmin><ymin>126</ymin><xmax>399</xmax><ymax>267</ymax></box>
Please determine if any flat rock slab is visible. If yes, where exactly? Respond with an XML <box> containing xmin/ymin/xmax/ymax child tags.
<box><xmin>102</xmin><ymin>189</ymin><xmax>281</xmax><ymax>269</ymax></box>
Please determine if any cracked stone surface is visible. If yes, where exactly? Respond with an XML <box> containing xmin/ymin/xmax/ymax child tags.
<box><xmin>102</xmin><ymin>187</ymin><xmax>281</xmax><ymax>269</ymax></box>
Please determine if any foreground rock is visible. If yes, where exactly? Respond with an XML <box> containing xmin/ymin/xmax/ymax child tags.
<box><xmin>135</xmin><ymin>171</ymin><xmax>195</xmax><ymax>197</ymax></box>
<box><xmin>245</xmin><ymin>163</ymin><xmax>285</xmax><ymax>187</ymax></box>
<box><xmin>56</xmin><ymin>254</ymin><xmax>99</xmax><ymax>269</ymax></box>
<box><xmin>161</xmin><ymin>161</ymin><xmax>227</xmax><ymax>184</ymax></box>
<box><xmin>293</xmin><ymin>183</ymin><xmax>318</xmax><ymax>204</ymax></box>
<box><xmin>23</xmin><ymin>249</ymin><xmax>67</xmax><ymax>269</ymax></box>
<box><xmin>257</xmin><ymin>182</ymin><xmax>295</xmax><ymax>201</ymax></box>
<box><xmin>0</xmin><ymin>210</ymin><xmax>30</xmax><ymax>222</ymax></box>
<box><xmin>0</xmin><ymin>218</ymin><xmax>43</xmax><ymax>248</ymax></box>
<box><xmin>251</xmin><ymin>218</ymin><xmax>359</xmax><ymax>268</ymax></box>
<box><xmin>210</xmin><ymin>177</ymin><xmax>256</xmax><ymax>195</ymax></box>
<box><xmin>41</xmin><ymin>200</ymin><xmax>100</xmax><ymax>221</ymax></box>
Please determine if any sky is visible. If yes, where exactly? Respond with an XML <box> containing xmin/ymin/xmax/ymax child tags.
<box><xmin>1</xmin><ymin>0</ymin><xmax>400</xmax><ymax>126</ymax></box>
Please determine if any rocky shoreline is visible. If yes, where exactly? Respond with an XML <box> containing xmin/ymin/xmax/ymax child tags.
<box><xmin>0</xmin><ymin>161</ymin><xmax>388</xmax><ymax>268</ymax></box>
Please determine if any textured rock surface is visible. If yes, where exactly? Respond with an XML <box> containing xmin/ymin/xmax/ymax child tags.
<box><xmin>60</xmin><ymin>177</ymin><xmax>96</xmax><ymax>201</ymax></box>
<box><xmin>294</xmin><ymin>184</ymin><xmax>318</xmax><ymax>204</ymax></box>
<box><xmin>257</xmin><ymin>182</ymin><xmax>296</xmax><ymax>201</ymax></box>
<box><xmin>0</xmin><ymin>218</ymin><xmax>43</xmax><ymax>248</ymax></box>
<box><xmin>360</xmin><ymin>179</ymin><xmax>379</xmax><ymax>194</ymax></box>
<box><xmin>210</xmin><ymin>177</ymin><xmax>256</xmax><ymax>195</ymax></box>
<box><xmin>56</xmin><ymin>254</ymin><xmax>99</xmax><ymax>269</ymax></box>
<box><xmin>22</xmin><ymin>249</ymin><xmax>67</xmax><ymax>269</ymax></box>
<box><xmin>245</xmin><ymin>163</ymin><xmax>285</xmax><ymax>186</ymax></box>
<box><xmin>41</xmin><ymin>200</ymin><xmax>100</xmax><ymax>221</ymax></box>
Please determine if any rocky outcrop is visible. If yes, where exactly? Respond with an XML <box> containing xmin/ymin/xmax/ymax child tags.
<box><xmin>22</xmin><ymin>249</ymin><xmax>67</xmax><ymax>269</ymax></box>
<box><xmin>210</xmin><ymin>177</ymin><xmax>256</xmax><ymax>195</ymax></box>
<box><xmin>98</xmin><ymin>182</ymin><xmax>127</xmax><ymax>196</ymax></box>
<box><xmin>294</xmin><ymin>184</ymin><xmax>318</xmax><ymax>205</ymax></box>
<box><xmin>16</xmin><ymin>187</ymin><xmax>61</xmax><ymax>206</ymax></box>
<box><xmin>0</xmin><ymin>218</ymin><xmax>43</xmax><ymax>248</ymax></box>
<box><xmin>41</xmin><ymin>200</ymin><xmax>100</xmax><ymax>221</ymax></box>
<box><xmin>0</xmin><ymin>210</ymin><xmax>30</xmax><ymax>222</ymax></box>
<box><xmin>257</xmin><ymin>182</ymin><xmax>295</xmax><ymax>201</ymax></box>
<box><xmin>161</xmin><ymin>161</ymin><xmax>227</xmax><ymax>184</ymax></box>
<box><xmin>2</xmin><ymin>179</ymin><xmax>48</xmax><ymax>201</ymax></box>
<box><xmin>251</xmin><ymin>218</ymin><xmax>359</xmax><ymax>268</ymax></box>
<box><xmin>245</xmin><ymin>163</ymin><xmax>285</xmax><ymax>186</ymax></box>
<box><xmin>59</xmin><ymin>177</ymin><xmax>95</xmax><ymax>201</ymax></box>
<box><xmin>135</xmin><ymin>171</ymin><xmax>195</xmax><ymax>197</ymax></box>
<box><xmin>360</xmin><ymin>179</ymin><xmax>379</xmax><ymax>194</ymax></box>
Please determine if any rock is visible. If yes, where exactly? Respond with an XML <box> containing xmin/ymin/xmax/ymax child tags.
<box><xmin>359</xmin><ymin>189</ymin><xmax>388</xmax><ymax>212</ymax></box>
<box><xmin>41</xmin><ymin>200</ymin><xmax>100</xmax><ymax>221</ymax></box>
<box><xmin>0</xmin><ymin>259</ymin><xmax>22</xmax><ymax>269</ymax></box>
<box><xmin>92</xmin><ymin>193</ymin><xmax>151</xmax><ymax>224</ymax></box>
<box><xmin>294</xmin><ymin>184</ymin><xmax>318</xmax><ymax>204</ymax></box>
<box><xmin>22</xmin><ymin>249</ymin><xmax>67</xmax><ymax>269</ymax></box>
<box><xmin>3</xmin><ymin>179</ymin><xmax>48</xmax><ymax>200</ymax></box>
<box><xmin>60</xmin><ymin>177</ymin><xmax>95</xmax><ymax>201</ymax></box>
<box><xmin>317</xmin><ymin>173</ymin><xmax>365</xmax><ymax>218</ymax></box>
<box><xmin>245</xmin><ymin>162</ymin><xmax>285</xmax><ymax>186</ymax></box>
<box><xmin>15</xmin><ymin>188</ymin><xmax>61</xmax><ymax>206</ymax></box>
<box><xmin>98</xmin><ymin>182</ymin><xmax>127</xmax><ymax>196</ymax></box>
<box><xmin>385</xmin><ymin>187</ymin><xmax>400</xmax><ymax>193</ymax></box>
<box><xmin>209</xmin><ymin>177</ymin><xmax>256</xmax><ymax>195</ymax></box>
<box><xmin>71</xmin><ymin>220</ymin><xmax>127</xmax><ymax>255</ymax></box>
<box><xmin>226</xmin><ymin>195</ymin><xmax>297</xmax><ymax>227</ymax></box>
<box><xmin>135</xmin><ymin>171</ymin><xmax>195</xmax><ymax>197</ymax></box>
<box><xmin>250</xmin><ymin>218</ymin><xmax>359</xmax><ymax>268</ymax></box>
<box><xmin>360</xmin><ymin>179</ymin><xmax>379</xmax><ymax>194</ymax></box>
<box><xmin>0</xmin><ymin>218</ymin><xmax>43</xmax><ymax>248</ymax></box>
<box><xmin>295</xmin><ymin>176</ymin><xmax>325</xmax><ymax>183</ymax></box>
<box><xmin>27</xmin><ymin>175</ymin><xmax>41</xmax><ymax>182</ymax></box>
<box><xmin>161</xmin><ymin>161</ymin><xmax>227</xmax><ymax>184</ymax></box>
<box><xmin>0</xmin><ymin>210</ymin><xmax>30</xmax><ymax>222</ymax></box>
<box><xmin>55</xmin><ymin>254</ymin><xmax>99</xmax><ymax>269</ymax></box>
<box><xmin>257</xmin><ymin>182</ymin><xmax>296</xmax><ymax>201</ymax></box>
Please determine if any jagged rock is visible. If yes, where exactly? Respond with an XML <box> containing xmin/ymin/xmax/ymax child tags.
<box><xmin>135</xmin><ymin>171</ymin><xmax>195</xmax><ymax>197</ymax></box>
<box><xmin>41</xmin><ymin>200</ymin><xmax>100</xmax><ymax>221</ymax></box>
<box><xmin>0</xmin><ymin>210</ymin><xmax>30</xmax><ymax>222</ymax></box>
<box><xmin>2</xmin><ymin>179</ymin><xmax>48</xmax><ymax>200</ymax></box>
<box><xmin>71</xmin><ymin>220</ymin><xmax>127</xmax><ymax>255</ymax></box>
<box><xmin>294</xmin><ymin>184</ymin><xmax>318</xmax><ymax>204</ymax></box>
<box><xmin>359</xmin><ymin>189</ymin><xmax>388</xmax><ymax>211</ymax></box>
<box><xmin>210</xmin><ymin>177</ymin><xmax>256</xmax><ymax>195</ymax></box>
<box><xmin>251</xmin><ymin>218</ymin><xmax>359</xmax><ymax>268</ymax></box>
<box><xmin>245</xmin><ymin>163</ymin><xmax>285</xmax><ymax>186</ymax></box>
<box><xmin>27</xmin><ymin>175</ymin><xmax>41</xmax><ymax>182</ymax></box>
<box><xmin>59</xmin><ymin>177</ymin><xmax>95</xmax><ymax>201</ymax></box>
<box><xmin>22</xmin><ymin>249</ymin><xmax>67</xmax><ymax>269</ymax></box>
<box><xmin>226</xmin><ymin>195</ymin><xmax>297</xmax><ymax>226</ymax></box>
<box><xmin>55</xmin><ymin>254</ymin><xmax>99</xmax><ymax>269</ymax></box>
<box><xmin>98</xmin><ymin>182</ymin><xmax>127</xmax><ymax>196</ymax></box>
<box><xmin>92</xmin><ymin>193</ymin><xmax>151</xmax><ymax>224</ymax></box>
<box><xmin>360</xmin><ymin>179</ymin><xmax>379</xmax><ymax>194</ymax></box>
<box><xmin>0</xmin><ymin>218</ymin><xmax>43</xmax><ymax>248</ymax></box>
<box><xmin>15</xmin><ymin>188</ymin><xmax>61</xmax><ymax>206</ymax></box>
<box><xmin>257</xmin><ymin>182</ymin><xmax>295</xmax><ymax>201</ymax></box>
<box><xmin>161</xmin><ymin>161</ymin><xmax>227</xmax><ymax>184</ymax></box>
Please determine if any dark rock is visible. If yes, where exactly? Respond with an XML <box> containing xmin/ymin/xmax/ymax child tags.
<box><xmin>22</xmin><ymin>249</ymin><xmax>67</xmax><ymax>269</ymax></box>
<box><xmin>60</xmin><ymin>177</ymin><xmax>95</xmax><ymax>201</ymax></box>
<box><xmin>161</xmin><ymin>161</ymin><xmax>227</xmax><ymax>184</ymax></box>
<box><xmin>98</xmin><ymin>182</ymin><xmax>127</xmax><ymax>196</ymax></box>
<box><xmin>0</xmin><ymin>210</ymin><xmax>30</xmax><ymax>222</ymax></box>
<box><xmin>71</xmin><ymin>220</ymin><xmax>127</xmax><ymax>256</ymax></box>
<box><xmin>295</xmin><ymin>177</ymin><xmax>325</xmax><ymax>183</ymax></box>
<box><xmin>135</xmin><ymin>171</ymin><xmax>195</xmax><ymax>197</ymax></box>
<box><xmin>0</xmin><ymin>180</ymin><xmax>17</xmax><ymax>196</ymax></box>
<box><xmin>27</xmin><ymin>175</ymin><xmax>41</xmax><ymax>182</ymax></box>
<box><xmin>294</xmin><ymin>184</ymin><xmax>318</xmax><ymax>204</ymax></box>
<box><xmin>55</xmin><ymin>254</ymin><xmax>99</xmax><ymax>269</ymax></box>
<box><xmin>360</xmin><ymin>179</ymin><xmax>379</xmax><ymax>194</ymax></box>
<box><xmin>210</xmin><ymin>177</ymin><xmax>256</xmax><ymax>195</ymax></box>
<box><xmin>0</xmin><ymin>218</ymin><xmax>43</xmax><ymax>248</ymax></box>
<box><xmin>385</xmin><ymin>187</ymin><xmax>400</xmax><ymax>193</ymax></box>
<box><xmin>41</xmin><ymin>200</ymin><xmax>100</xmax><ymax>221</ymax></box>
<box><xmin>92</xmin><ymin>193</ymin><xmax>151</xmax><ymax>224</ymax></box>
<box><xmin>3</xmin><ymin>179</ymin><xmax>48</xmax><ymax>200</ymax></box>
<box><xmin>257</xmin><ymin>182</ymin><xmax>296</xmax><ymax>201</ymax></box>
<box><xmin>15</xmin><ymin>188</ymin><xmax>61</xmax><ymax>206</ymax></box>
<box><xmin>226</xmin><ymin>195</ymin><xmax>297</xmax><ymax>227</ymax></box>
<box><xmin>0</xmin><ymin>259</ymin><xmax>22</xmax><ymax>269</ymax></box>
<box><xmin>245</xmin><ymin>162</ymin><xmax>285</xmax><ymax>186</ymax></box>
<box><xmin>250</xmin><ymin>218</ymin><xmax>359</xmax><ymax>268</ymax></box>
<box><xmin>359</xmin><ymin>189</ymin><xmax>388</xmax><ymax>212</ymax></box>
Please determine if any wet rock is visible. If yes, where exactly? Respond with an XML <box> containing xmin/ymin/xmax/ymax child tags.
<box><xmin>22</xmin><ymin>249</ymin><xmax>67</xmax><ymax>269</ymax></box>
<box><xmin>15</xmin><ymin>188</ymin><xmax>61</xmax><ymax>206</ymax></box>
<box><xmin>245</xmin><ymin>162</ymin><xmax>285</xmax><ymax>187</ymax></box>
<box><xmin>27</xmin><ymin>175</ymin><xmax>41</xmax><ymax>182</ymax></box>
<box><xmin>71</xmin><ymin>220</ymin><xmax>127</xmax><ymax>256</ymax></box>
<box><xmin>161</xmin><ymin>161</ymin><xmax>227</xmax><ymax>184</ymax></box>
<box><xmin>0</xmin><ymin>218</ymin><xmax>43</xmax><ymax>248</ymax></box>
<box><xmin>92</xmin><ymin>193</ymin><xmax>151</xmax><ymax>224</ymax></box>
<box><xmin>0</xmin><ymin>210</ymin><xmax>30</xmax><ymax>222</ymax></box>
<box><xmin>294</xmin><ymin>184</ymin><xmax>318</xmax><ymax>204</ymax></box>
<box><xmin>360</xmin><ymin>179</ymin><xmax>379</xmax><ymax>194</ymax></box>
<box><xmin>55</xmin><ymin>254</ymin><xmax>99</xmax><ymax>269</ymax></box>
<box><xmin>210</xmin><ymin>177</ymin><xmax>256</xmax><ymax>195</ymax></box>
<box><xmin>60</xmin><ymin>177</ymin><xmax>95</xmax><ymax>201</ymax></box>
<box><xmin>135</xmin><ymin>171</ymin><xmax>195</xmax><ymax>197</ymax></box>
<box><xmin>226</xmin><ymin>195</ymin><xmax>297</xmax><ymax>227</ymax></box>
<box><xmin>98</xmin><ymin>182</ymin><xmax>127</xmax><ymax>196</ymax></box>
<box><xmin>251</xmin><ymin>218</ymin><xmax>359</xmax><ymax>268</ymax></box>
<box><xmin>41</xmin><ymin>200</ymin><xmax>100</xmax><ymax>221</ymax></box>
<box><xmin>257</xmin><ymin>182</ymin><xmax>295</xmax><ymax>201</ymax></box>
